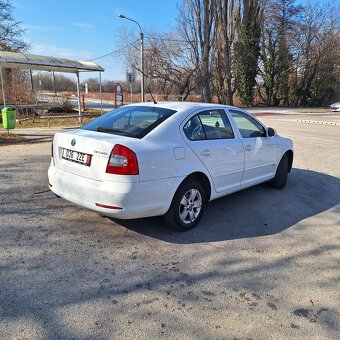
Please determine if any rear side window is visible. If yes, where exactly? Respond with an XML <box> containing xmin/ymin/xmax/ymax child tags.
<box><xmin>82</xmin><ymin>106</ymin><xmax>176</xmax><ymax>138</ymax></box>
<box><xmin>184</xmin><ymin>109</ymin><xmax>234</xmax><ymax>141</ymax></box>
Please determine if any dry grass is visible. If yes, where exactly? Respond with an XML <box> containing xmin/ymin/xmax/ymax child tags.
<box><xmin>14</xmin><ymin>109</ymin><xmax>102</xmax><ymax>128</ymax></box>
<box><xmin>0</xmin><ymin>133</ymin><xmax>24</xmax><ymax>145</ymax></box>
<box><xmin>15</xmin><ymin>117</ymin><xmax>93</xmax><ymax>128</ymax></box>
<box><xmin>0</xmin><ymin>133</ymin><xmax>52</xmax><ymax>146</ymax></box>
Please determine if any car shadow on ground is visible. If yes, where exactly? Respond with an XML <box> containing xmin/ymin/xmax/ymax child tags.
<box><xmin>111</xmin><ymin>168</ymin><xmax>340</xmax><ymax>244</ymax></box>
<box><xmin>0</xmin><ymin>134</ymin><xmax>52</xmax><ymax>145</ymax></box>
<box><xmin>1</xmin><ymin>152</ymin><xmax>339</xmax><ymax>339</ymax></box>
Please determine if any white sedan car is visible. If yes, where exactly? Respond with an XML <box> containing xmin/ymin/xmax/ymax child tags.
<box><xmin>48</xmin><ymin>102</ymin><xmax>293</xmax><ymax>230</ymax></box>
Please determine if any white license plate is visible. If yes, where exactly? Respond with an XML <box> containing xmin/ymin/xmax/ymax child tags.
<box><xmin>62</xmin><ymin>148</ymin><xmax>92</xmax><ymax>166</ymax></box>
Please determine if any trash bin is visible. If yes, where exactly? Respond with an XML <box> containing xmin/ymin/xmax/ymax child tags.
<box><xmin>1</xmin><ymin>107</ymin><xmax>16</xmax><ymax>130</ymax></box>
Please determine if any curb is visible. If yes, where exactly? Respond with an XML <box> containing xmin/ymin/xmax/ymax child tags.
<box><xmin>296</xmin><ymin>120</ymin><xmax>338</xmax><ymax>126</ymax></box>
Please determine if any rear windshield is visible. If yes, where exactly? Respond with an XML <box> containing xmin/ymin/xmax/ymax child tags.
<box><xmin>82</xmin><ymin>106</ymin><xmax>177</xmax><ymax>138</ymax></box>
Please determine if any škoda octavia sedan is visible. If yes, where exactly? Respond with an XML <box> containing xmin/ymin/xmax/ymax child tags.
<box><xmin>48</xmin><ymin>102</ymin><xmax>293</xmax><ymax>230</ymax></box>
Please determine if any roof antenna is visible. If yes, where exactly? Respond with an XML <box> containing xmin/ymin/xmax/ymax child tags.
<box><xmin>148</xmin><ymin>86</ymin><xmax>157</xmax><ymax>104</ymax></box>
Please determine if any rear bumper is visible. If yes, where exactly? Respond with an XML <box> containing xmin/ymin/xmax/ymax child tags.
<box><xmin>48</xmin><ymin>162</ymin><xmax>184</xmax><ymax>219</ymax></box>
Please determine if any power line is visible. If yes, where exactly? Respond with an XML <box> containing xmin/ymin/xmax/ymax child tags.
<box><xmin>144</xmin><ymin>35</ymin><xmax>266</xmax><ymax>43</ymax></box>
<box><xmin>87</xmin><ymin>40</ymin><xmax>139</xmax><ymax>61</ymax></box>
<box><xmin>88</xmin><ymin>35</ymin><xmax>268</xmax><ymax>63</ymax></box>
<box><xmin>145</xmin><ymin>36</ymin><xmax>179</xmax><ymax>42</ymax></box>
<box><xmin>144</xmin><ymin>35</ymin><xmax>195</xmax><ymax>43</ymax></box>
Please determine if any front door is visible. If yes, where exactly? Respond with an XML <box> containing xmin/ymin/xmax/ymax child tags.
<box><xmin>228</xmin><ymin>109</ymin><xmax>278</xmax><ymax>186</ymax></box>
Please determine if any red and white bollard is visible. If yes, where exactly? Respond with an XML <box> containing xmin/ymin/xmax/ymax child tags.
<box><xmin>81</xmin><ymin>93</ymin><xmax>85</xmax><ymax>110</ymax></box>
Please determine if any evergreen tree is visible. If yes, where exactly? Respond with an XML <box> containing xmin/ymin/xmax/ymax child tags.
<box><xmin>234</xmin><ymin>0</ymin><xmax>261</xmax><ymax>106</ymax></box>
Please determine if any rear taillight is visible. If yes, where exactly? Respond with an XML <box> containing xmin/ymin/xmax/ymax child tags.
<box><xmin>106</xmin><ymin>144</ymin><xmax>139</xmax><ymax>175</ymax></box>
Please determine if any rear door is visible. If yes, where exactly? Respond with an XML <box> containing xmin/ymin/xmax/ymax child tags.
<box><xmin>228</xmin><ymin>109</ymin><xmax>278</xmax><ymax>186</ymax></box>
<box><xmin>182</xmin><ymin>109</ymin><xmax>244</xmax><ymax>193</ymax></box>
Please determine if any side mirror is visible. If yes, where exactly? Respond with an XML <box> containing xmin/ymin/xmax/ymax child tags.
<box><xmin>267</xmin><ymin>127</ymin><xmax>276</xmax><ymax>137</ymax></box>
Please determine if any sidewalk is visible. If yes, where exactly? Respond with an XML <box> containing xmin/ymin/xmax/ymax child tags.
<box><xmin>1</xmin><ymin>126</ymin><xmax>73</xmax><ymax>139</ymax></box>
<box><xmin>247</xmin><ymin>107</ymin><xmax>331</xmax><ymax>115</ymax></box>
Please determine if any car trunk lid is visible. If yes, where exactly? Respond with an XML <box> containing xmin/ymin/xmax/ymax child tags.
<box><xmin>52</xmin><ymin>129</ymin><xmax>139</xmax><ymax>182</ymax></box>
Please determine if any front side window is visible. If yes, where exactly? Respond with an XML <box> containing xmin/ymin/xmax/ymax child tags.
<box><xmin>82</xmin><ymin>106</ymin><xmax>176</xmax><ymax>138</ymax></box>
<box><xmin>184</xmin><ymin>109</ymin><xmax>234</xmax><ymax>141</ymax></box>
<box><xmin>229</xmin><ymin>110</ymin><xmax>266</xmax><ymax>138</ymax></box>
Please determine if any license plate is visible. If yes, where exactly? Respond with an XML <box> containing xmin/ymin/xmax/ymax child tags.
<box><xmin>62</xmin><ymin>148</ymin><xmax>92</xmax><ymax>166</ymax></box>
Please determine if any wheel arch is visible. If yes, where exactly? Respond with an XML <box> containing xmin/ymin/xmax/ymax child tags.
<box><xmin>284</xmin><ymin>150</ymin><xmax>293</xmax><ymax>173</ymax></box>
<box><xmin>182</xmin><ymin>171</ymin><xmax>212</xmax><ymax>202</ymax></box>
<box><xmin>163</xmin><ymin>171</ymin><xmax>211</xmax><ymax>230</ymax></box>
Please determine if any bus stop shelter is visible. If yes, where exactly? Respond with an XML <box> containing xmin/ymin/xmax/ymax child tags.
<box><xmin>0</xmin><ymin>51</ymin><xmax>104</xmax><ymax>122</ymax></box>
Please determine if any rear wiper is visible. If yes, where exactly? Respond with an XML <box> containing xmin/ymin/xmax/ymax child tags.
<box><xmin>96</xmin><ymin>126</ymin><xmax>134</xmax><ymax>136</ymax></box>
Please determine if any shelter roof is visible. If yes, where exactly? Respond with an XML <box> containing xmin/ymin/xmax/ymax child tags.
<box><xmin>0</xmin><ymin>51</ymin><xmax>104</xmax><ymax>73</ymax></box>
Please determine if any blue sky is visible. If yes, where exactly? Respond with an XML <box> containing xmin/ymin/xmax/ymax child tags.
<box><xmin>13</xmin><ymin>0</ymin><xmax>323</xmax><ymax>83</ymax></box>
<box><xmin>13</xmin><ymin>0</ymin><xmax>179</xmax><ymax>81</ymax></box>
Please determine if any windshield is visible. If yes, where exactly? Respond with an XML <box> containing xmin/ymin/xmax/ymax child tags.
<box><xmin>82</xmin><ymin>106</ymin><xmax>176</xmax><ymax>138</ymax></box>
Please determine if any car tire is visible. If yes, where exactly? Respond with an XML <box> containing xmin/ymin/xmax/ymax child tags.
<box><xmin>163</xmin><ymin>180</ymin><xmax>206</xmax><ymax>231</ymax></box>
<box><xmin>270</xmin><ymin>154</ymin><xmax>289</xmax><ymax>189</ymax></box>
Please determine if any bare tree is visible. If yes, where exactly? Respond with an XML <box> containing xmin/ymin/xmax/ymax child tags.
<box><xmin>118</xmin><ymin>26</ymin><xmax>198</xmax><ymax>100</ymax></box>
<box><xmin>0</xmin><ymin>1</ymin><xmax>29</xmax><ymax>104</ymax></box>
<box><xmin>33</xmin><ymin>73</ymin><xmax>76</xmax><ymax>92</ymax></box>
<box><xmin>0</xmin><ymin>0</ymin><xmax>28</xmax><ymax>51</ymax></box>
<box><xmin>144</xmin><ymin>31</ymin><xmax>198</xmax><ymax>100</ymax></box>
<box><xmin>178</xmin><ymin>0</ymin><xmax>216</xmax><ymax>102</ymax></box>
<box><xmin>212</xmin><ymin>0</ymin><xmax>236</xmax><ymax>105</ymax></box>
<box><xmin>81</xmin><ymin>77</ymin><xmax>100</xmax><ymax>93</ymax></box>
<box><xmin>292</xmin><ymin>2</ymin><xmax>340</xmax><ymax>106</ymax></box>
<box><xmin>116</xmin><ymin>0</ymin><xmax>339</xmax><ymax>107</ymax></box>
<box><xmin>116</xmin><ymin>27</ymin><xmax>142</xmax><ymax>86</ymax></box>
<box><xmin>258</xmin><ymin>0</ymin><xmax>302</xmax><ymax>105</ymax></box>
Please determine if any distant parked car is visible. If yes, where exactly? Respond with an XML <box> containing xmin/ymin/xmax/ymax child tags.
<box><xmin>330</xmin><ymin>102</ymin><xmax>340</xmax><ymax>112</ymax></box>
<box><xmin>48</xmin><ymin>102</ymin><xmax>294</xmax><ymax>231</ymax></box>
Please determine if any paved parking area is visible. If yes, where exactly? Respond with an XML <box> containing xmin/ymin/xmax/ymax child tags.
<box><xmin>0</xmin><ymin>111</ymin><xmax>339</xmax><ymax>339</ymax></box>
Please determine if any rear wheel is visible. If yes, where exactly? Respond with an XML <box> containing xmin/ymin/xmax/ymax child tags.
<box><xmin>163</xmin><ymin>180</ymin><xmax>206</xmax><ymax>231</ymax></box>
<box><xmin>270</xmin><ymin>154</ymin><xmax>289</xmax><ymax>189</ymax></box>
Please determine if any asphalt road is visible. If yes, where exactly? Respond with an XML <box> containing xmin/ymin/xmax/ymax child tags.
<box><xmin>0</xmin><ymin>111</ymin><xmax>339</xmax><ymax>339</ymax></box>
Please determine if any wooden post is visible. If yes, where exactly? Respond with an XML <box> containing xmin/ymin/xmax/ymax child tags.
<box><xmin>76</xmin><ymin>72</ymin><xmax>82</xmax><ymax>123</ymax></box>
<box><xmin>0</xmin><ymin>65</ymin><xmax>6</xmax><ymax>107</ymax></box>
<box><xmin>99</xmin><ymin>71</ymin><xmax>103</xmax><ymax>115</ymax></box>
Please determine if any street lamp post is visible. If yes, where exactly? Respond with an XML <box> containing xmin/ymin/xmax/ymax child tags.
<box><xmin>118</xmin><ymin>14</ymin><xmax>144</xmax><ymax>102</ymax></box>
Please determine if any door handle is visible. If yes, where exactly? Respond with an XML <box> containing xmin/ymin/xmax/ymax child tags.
<box><xmin>245</xmin><ymin>145</ymin><xmax>252</xmax><ymax>151</ymax></box>
<box><xmin>200</xmin><ymin>150</ymin><xmax>211</xmax><ymax>157</ymax></box>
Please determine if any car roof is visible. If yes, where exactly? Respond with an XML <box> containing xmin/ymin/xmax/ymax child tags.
<box><xmin>125</xmin><ymin>101</ymin><xmax>238</xmax><ymax>114</ymax></box>
<box><xmin>123</xmin><ymin>102</ymin><xmax>252</xmax><ymax>130</ymax></box>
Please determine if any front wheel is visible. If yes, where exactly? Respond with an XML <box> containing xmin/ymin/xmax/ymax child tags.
<box><xmin>163</xmin><ymin>180</ymin><xmax>206</xmax><ymax>231</ymax></box>
<box><xmin>270</xmin><ymin>154</ymin><xmax>289</xmax><ymax>189</ymax></box>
